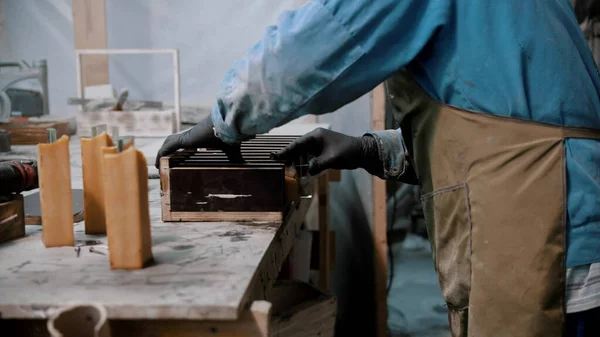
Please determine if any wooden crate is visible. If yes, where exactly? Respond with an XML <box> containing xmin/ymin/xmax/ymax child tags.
<box><xmin>160</xmin><ymin>135</ymin><xmax>307</xmax><ymax>222</ymax></box>
<box><xmin>0</xmin><ymin>194</ymin><xmax>25</xmax><ymax>244</ymax></box>
<box><xmin>0</xmin><ymin>121</ymin><xmax>69</xmax><ymax>145</ymax></box>
<box><xmin>76</xmin><ymin>109</ymin><xmax>176</xmax><ymax>138</ymax></box>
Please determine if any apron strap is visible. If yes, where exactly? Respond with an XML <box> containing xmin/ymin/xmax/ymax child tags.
<box><xmin>561</xmin><ymin>125</ymin><xmax>600</xmax><ymax>140</ymax></box>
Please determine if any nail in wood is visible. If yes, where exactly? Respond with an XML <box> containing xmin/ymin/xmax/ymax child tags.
<box><xmin>47</xmin><ymin>128</ymin><xmax>56</xmax><ymax>143</ymax></box>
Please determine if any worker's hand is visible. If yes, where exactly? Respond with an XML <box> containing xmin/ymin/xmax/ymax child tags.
<box><xmin>273</xmin><ymin>128</ymin><xmax>383</xmax><ymax>176</ymax></box>
<box><xmin>154</xmin><ymin>116</ymin><xmax>243</xmax><ymax>168</ymax></box>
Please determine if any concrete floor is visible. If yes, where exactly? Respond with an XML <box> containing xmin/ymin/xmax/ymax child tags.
<box><xmin>387</xmin><ymin>234</ymin><xmax>451</xmax><ymax>337</ymax></box>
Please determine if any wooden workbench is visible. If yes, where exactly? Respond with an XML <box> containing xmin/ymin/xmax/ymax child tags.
<box><xmin>0</xmin><ymin>136</ymin><xmax>336</xmax><ymax>336</ymax></box>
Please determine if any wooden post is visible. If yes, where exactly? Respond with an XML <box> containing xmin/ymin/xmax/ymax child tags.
<box><xmin>72</xmin><ymin>0</ymin><xmax>109</xmax><ymax>87</ymax></box>
<box><xmin>0</xmin><ymin>0</ymin><xmax>5</xmax><ymax>40</ymax></box>
<box><xmin>0</xmin><ymin>195</ymin><xmax>25</xmax><ymax>244</ymax></box>
<box><xmin>371</xmin><ymin>84</ymin><xmax>388</xmax><ymax>337</ymax></box>
<box><xmin>317</xmin><ymin>171</ymin><xmax>330</xmax><ymax>290</ymax></box>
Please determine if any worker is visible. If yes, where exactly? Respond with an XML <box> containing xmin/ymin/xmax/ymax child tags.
<box><xmin>156</xmin><ymin>1</ymin><xmax>600</xmax><ymax>336</ymax></box>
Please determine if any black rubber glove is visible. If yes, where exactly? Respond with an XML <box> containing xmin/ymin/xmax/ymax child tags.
<box><xmin>273</xmin><ymin>128</ymin><xmax>383</xmax><ymax>176</ymax></box>
<box><xmin>154</xmin><ymin>116</ymin><xmax>243</xmax><ymax>168</ymax></box>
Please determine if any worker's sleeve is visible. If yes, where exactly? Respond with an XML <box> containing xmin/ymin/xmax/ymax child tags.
<box><xmin>364</xmin><ymin>129</ymin><xmax>409</xmax><ymax>180</ymax></box>
<box><xmin>211</xmin><ymin>0</ymin><xmax>450</xmax><ymax>149</ymax></box>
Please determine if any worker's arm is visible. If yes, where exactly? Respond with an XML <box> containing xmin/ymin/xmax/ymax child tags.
<box><xmin>157</xmin><ymin>0</ymin><xmax>449</xmax><ymax>177</ymax></box>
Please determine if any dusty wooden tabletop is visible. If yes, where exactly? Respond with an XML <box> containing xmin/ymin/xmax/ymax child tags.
<box><xmin>0</xmin><ymin>136</ymin><xmax>308</xmax><ymax>321</ymax></box>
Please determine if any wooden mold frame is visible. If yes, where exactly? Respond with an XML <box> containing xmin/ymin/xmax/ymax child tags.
<box><xmin>74</xmin><ymin>48</ymin><xmax>181</xmax><ymax>138</ymax></box>
<box><xmin>0</xmin><ymin>194</ymin><xmax>25</xmax><ymax>244</ymax></box>
<box><xmin>160</xmin><ymin>135</ymin><xmax>309</xmax><ymax>222</ymax></box>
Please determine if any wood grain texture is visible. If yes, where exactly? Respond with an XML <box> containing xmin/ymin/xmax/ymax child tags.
<box><xmin>72</xmin><ymin>0</ymin><xmax>108</xmax><ymax>87</ymax></box>
<box><xmin>37</xmin><ymin>135</ymin><xmax>74</xmax><ymax>247</ymax></box>
<box><xmin>317</xmin><ymin>172</ymin><xmax>330</xmax><ymax>290</ymax></box>
<box><xmin>109</xmin><ymin>301</ymin><xmax>271</xmax><ymax>337</ymax></box>
<box><xmin>102</xmin><ymin>147</ymin><xmax>153</xmax><ymax>269</ymax></box>
<box><xmin>0</xmin><ymin>195</ymin><xmax>25</xmax><ymax>244</ymax></box>
<box><xmin>1</xmin><ymin>301</ymin><xmax>272</xmax><ymax>337</ymax></box>
<box><xmin>81</xmin><ymin>132</ymin><xmax>113</xmax><ymax>234</ymax></box>
<box><xmin>165</xmin><ymin>211</ymin><xmax>283</xmax><ymax>222</ymax></box>
<box><xmin>268</xmin><ymin>281</ymin><xmax>336</xmax><ymax>337</ymax></box>
<box><xmin>0</xmin><ymin>121</ymin><xmax>69</xmax><ymax>145</ymax></box>
<box><xmin>241</xmin><ymin>197</ymin><xmax>311</xmax><ymax>309</ymax></box>
<box><xmin>371</xmin><ymin>84</ymin><xmax>388</xmax><ymax>337</ymax></box>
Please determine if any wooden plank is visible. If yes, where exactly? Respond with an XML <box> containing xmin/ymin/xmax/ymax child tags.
<box><xmin>309</xmin><ymin>230</ymin><xmax>336</xmax><ymax>271</ymax></box>
<box><xmin>268</xmin><ymin>281</ymin><xmax>337</xmax><ymax>337</ymax></box>
<box><xmin>165</xmin><ymin>211</ymin><xmax>283</xmax><ymax>222</ymax></box>
<box><xmin>242</xmin><ymin>198</ymin><xmax>311</xmax><ymax>306</ymax></box>
<box><xmin>317</xmin><ymin>172</ymin><xmax>330</xmax><ymax>290</ymax></box>
<box><xmin>1</xmin><ymin>301</ymin><xmax>272</xmax><ymax>337</ymax></box>
<box><xmin>72</xmin><ymin>0</ymin><xmax>108</xmax><ymax>87</ymax></box>
<box><xmin>0</xmin><ymin>0</ymin><xmax>4</xmax><ymax>40</ymax></box>
<box><xmin>0</xmin><ymin>195</ymin><xmax>25</xmax><ymax>244</ymax></box>
<box><xmin>371</xmin><ymin>84</ymin><xmax>388</xmax><ymax>337</ymax></box>
<box><xmin>111</xmin><ymin>301</ymin><xmax>272</xmax><ymax>337</ymax></box>
<box><xmin>0</xmin><ymin>121</ymin><xmax>69</xmax><ymax>145</ymax></box>
<box><xmin>328</xmin><ymin>169</ymin><xmax>341</xmax><ymax>182</ymax></box>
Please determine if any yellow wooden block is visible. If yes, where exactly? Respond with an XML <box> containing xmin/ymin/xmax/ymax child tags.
<box><xmin>81</xmin><ymin>132</ymin><xmax>113</xmax><ymax>234</ymax></box>
<box><xmin>103</xmin><ymin>147</ymin><xmax>153</xmax><ymax>269</ymax></box>
<box><xmin>37</xmin><ymin>135</ymin><xmax>74</xmax><ymax>247</ymax></box>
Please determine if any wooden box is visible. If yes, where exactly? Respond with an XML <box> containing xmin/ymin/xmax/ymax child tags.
<box><xmin>160</xmin><ymin>135</ymin><xmax>307</xmax><ymax>222</ymax></box>
<box><xmin>0</xmin><ymin>194</ymin><xmax>25</xmax><ymax>244</ymax></box>
<box><xmin>0</xmin><ymin>121</ymin><xmax>69</xmax><ymax>145</ymax></box>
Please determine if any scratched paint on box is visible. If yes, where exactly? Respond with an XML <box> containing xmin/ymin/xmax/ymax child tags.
<box><xmin>206</xmin><ymin>194</ymin><xmax>252</xmax><ymax>199</ymax></box>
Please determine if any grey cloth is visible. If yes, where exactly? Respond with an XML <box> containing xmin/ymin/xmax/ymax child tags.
<box><xmin>566</xmin><ymin>263</ymin><xmax>600</xmax><ymax>313</ymax></box>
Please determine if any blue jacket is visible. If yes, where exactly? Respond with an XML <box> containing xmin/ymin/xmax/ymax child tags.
<box><xmin>210</xmin><ymin>0</ymin><xmax>600</xmax><ymax>268</ymax></box>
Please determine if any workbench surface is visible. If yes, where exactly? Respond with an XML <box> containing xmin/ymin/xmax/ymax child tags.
<box><xmin>0</xmin><ymin>136</ymin><xmax>308</xmax><ymax>321</ymax></box>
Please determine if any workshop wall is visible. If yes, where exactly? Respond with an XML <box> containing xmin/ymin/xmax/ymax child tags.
<box><xmin>0</xmin><ymin>0</ymin><xmax>298</xmax><ymax>117</ymax></box>
<box><xmin>0</xmin><ymin>0</ymin><xmax>75</xmax><ymax>116</ymax></box>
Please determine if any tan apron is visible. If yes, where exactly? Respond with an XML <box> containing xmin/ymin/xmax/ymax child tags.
<box><xmin>385</xmin><ymin>69</ymin><xmax>600</xmax><ymax>337</ymax></box>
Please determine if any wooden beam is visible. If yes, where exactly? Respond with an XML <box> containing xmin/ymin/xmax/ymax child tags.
<box><xmin>72</xmin><ymin>0</ymin><xmax>109</xmax><ymax>87</ymax></box>
<box><xmin>371</xmin><ymin>84</ymin><xmax>388</xmax><ymax>337</ymax></box>
<box><xmin>0</xmin><ymin>0</ymin><xmax>5</xmax><ymax>40</ymax></box>
<box><xmin>317</xmin><ymin>172</ymin><xmax>331</xmax><ymax>290</ymax></box>
<box><xmin>0</xmin><ymin>195</ymin><xmax>25</xmax><ymax>244</ymax></box>
<box><xmin>242</xmin><ymin>198</ymin><xmax>311</xmax><ymax>309</ymax></box>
